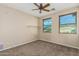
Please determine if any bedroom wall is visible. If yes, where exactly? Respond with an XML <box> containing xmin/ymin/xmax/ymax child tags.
<box><xmin>0</xmin><ymin>5</ymin><xmax>38</xmax><ymax>51</ymax></box>
<box><xmin>39</xmin><ymin>7</ymin><xmax>79</xmax><ymax>49</ymax></box>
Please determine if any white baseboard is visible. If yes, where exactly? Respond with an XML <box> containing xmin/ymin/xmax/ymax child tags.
<box><xmin>0</xmin><ymin>39</ymin><xmax>37</xmax><ymax>51</ymax></box>
<box><xmin>41</xmin><ymin>39</ymin><xmax>79</xmax><ymax>50</ymax></box>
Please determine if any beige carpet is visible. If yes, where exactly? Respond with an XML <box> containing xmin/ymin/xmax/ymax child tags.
<box><xmin>0</xmin><ymin>40</ymin><xmax>79</xmax><ymax>56</ymax></box>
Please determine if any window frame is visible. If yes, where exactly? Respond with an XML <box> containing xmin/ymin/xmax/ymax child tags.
<box><xmin>59</xmin><ymin>12</ymin><xmax>77</xmax><ymax>34</ymax></box>
<box><xmin>43</xmin><ymin>18</ymin><xmax>52</xmax><ymax>33</ymax></box>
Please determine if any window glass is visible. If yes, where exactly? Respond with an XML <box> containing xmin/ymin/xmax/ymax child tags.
<box><xmin>59</xmin><ymin>12</ymin><xmax>77</xmax><ymax>34</ymax></box>
<box><xmin>43</xmin><ymin>18</ymin><xmax>52</xmax><ymax>32</ymax></box>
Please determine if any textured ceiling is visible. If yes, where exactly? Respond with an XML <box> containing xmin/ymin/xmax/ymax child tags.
<box><xmin>1</xmin><ymin>3</ymin><xmax>79</xmax><ymax>17</ymax></box>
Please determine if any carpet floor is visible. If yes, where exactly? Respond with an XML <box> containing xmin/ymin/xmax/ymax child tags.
<box><xmin>0</xmin><ymin>40</ymin><xmax>79</xmax><ymax>56</ymax></box>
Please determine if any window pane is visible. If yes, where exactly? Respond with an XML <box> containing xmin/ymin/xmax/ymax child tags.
<box><xmin>59</xmin><ymin>12</ymin><xmax>77</xmax><ymax>34</ymax></box>
<box><xmin>43</xmin><ymin>18</ymin><xmax>52</xmax><ymax>32</ymax></box>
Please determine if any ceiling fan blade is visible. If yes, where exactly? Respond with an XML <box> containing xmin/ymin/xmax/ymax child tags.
<box><xmin>40</xmin><ymin>3</ymin><xmax>42</xmax><ymax>9</ymax></box>
<box><xmin>32</xmin><ymin>9</ymin><xmax>39</xmax><ymax>10</ymax></box>
<box><xmin>34</xmin><ymin>3</ymin><xmax>40</xmax><ymax>7</ymax></box>
<box><xmin>43</xmin><ymin>3</ymin><xmax>50</xmax><ymax>8</ymax></box>
<box><xmin>43</xmin><ymin>9</ymin><xmax>50</xmax><ymax>12</ymax></box>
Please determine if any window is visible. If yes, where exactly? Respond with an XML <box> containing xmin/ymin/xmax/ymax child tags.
<box><xmin>43</xmin><ymin>18</ymin><xmax>52</xmax><ymax>32</ymax></box>
<box><xmin>59</xmin><ymin>12</ymin><xmax>77</xmax><ymax>34</ymax></box>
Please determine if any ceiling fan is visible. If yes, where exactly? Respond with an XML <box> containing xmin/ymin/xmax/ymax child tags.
<box><xmin>32</xmin><ymin>3</ymin><xmax>55</xmax><ymax>13</ymax></box>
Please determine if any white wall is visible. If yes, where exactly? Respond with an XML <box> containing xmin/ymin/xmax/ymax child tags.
<box><xmin>0</xmin><ymin>4</ymin><xmax>79</xmax><ymax>51</ymax></box>
<box><xmin>39</xmin><ymin>7</ymin><xmax>79</xmax><ymax>49</ymax></box>
<box><xmin>0</xmin><ymin>5</ymin><xmax>38</xmax><ymax>51</ymax></box>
